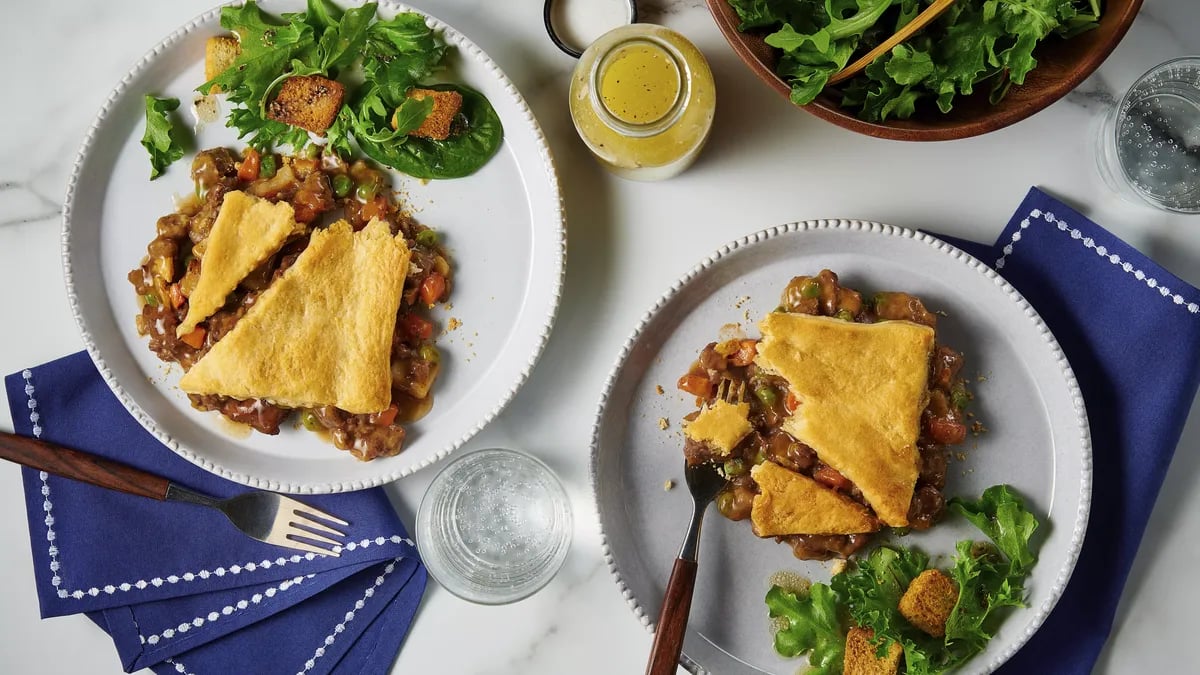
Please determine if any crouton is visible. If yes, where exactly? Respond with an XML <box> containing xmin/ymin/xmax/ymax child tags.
<box><xmin>844</xmin><ymin>627</ymin><xmax>902</xmax><ymax>675</ymax></box>
<box><xmin>899</xmin><ymin>569</ymin><xmax>959</xmax><ymax>637</ymax></box>
<box><xmin>266</xmin><ymin>75</ymin><xmax>345</xmax><ymax>135</ymax></box>
<box><xmin>393</xmin><ymin>88</ymin><xmax>463</xmax><ymax>141</ymax></box>
<box><xmin>205</xmin><ymin>36</ymin><xmax>241</xmax><ymax>91</ymax></box>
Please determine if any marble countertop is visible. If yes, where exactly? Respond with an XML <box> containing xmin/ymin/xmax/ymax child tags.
<box><xmin>2</xmin><ymin>1</ymin><xmax>1198</xmax><ymax>673</ymax></box>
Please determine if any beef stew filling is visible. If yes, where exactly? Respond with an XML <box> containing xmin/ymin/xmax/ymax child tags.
<box><xmin>679</xmin><ymin>270</ymin><xmax>970</xmax><ymax>560</ymax></box>
<box><xmin>129</xmin><ymin>147</ymin><xmax>452</xmax><ymax>459</ymax></box>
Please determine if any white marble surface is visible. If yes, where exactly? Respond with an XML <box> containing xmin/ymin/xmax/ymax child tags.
<box><xmin>1</xmin><ymin>1</ymin><xmax>1198</xmax><ymax>673</ymax></box>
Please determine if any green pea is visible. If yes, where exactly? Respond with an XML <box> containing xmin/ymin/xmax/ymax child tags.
<box><xmin>144</xmin><ymin>293</ymin><xmax>159</xmax><ymax>306</ymax></box>
<box><xmin>801</xmin><ymin>279</ymin><xmax>821</xmax><ymax>299</ymax></box>
<box><xmin>716</xmin><ymin>490</ymin><xmax>736</xmax><ymax>519</ymax></box>
<box><xmin>873</xmin><ymin>292</ymin><xmax>889</xmax><ymax>309</ymax></box>
<box><xmin>418</xmin><ymin>344</ymin><xmax>440</xmax><ymax>365</ymax></box>
<box><xmin>773</xmin><ymin>305</ymin><xmax>787</xmax><ymax>313</ymax></box>
<box><xmin>951</xmin><ymin>384</ymin><xmax>970</xmax><ymax>410</ymax></box>
<box><xmin>754</xmin><ymin>384</ymin><xmax>778</xmax><ymax>408</ymax></box>
<box><xmin>892</xmin><ymin>526</ymin><xmax>911</xmax><ymax>537</ymax></box>
<box><xmin>332</xmin><ymin>174</ymin><xmax>353</xmax><ymax>198</ymax></box>
<box><xmin>416</xmin><ymin>229</ymin><xmax>439</xmax><ymax>248</ymax></box>
<box><xmin>301</xmin><ymin>143</ymin><xmax>320</xmax><ymax>159</ymax></box>
<box><xmin>835</xmin><ymin>309</ymin><xmax>855</xmax><ymax>321</ymax></box>
<box><xmin>259</xmin><ymin>154</ymin><xmax>278</xmax><ymax>179</ymax></box>
<box><xmin>356</xmin><ymin>181</ymin><xmax>378</xmax><ymax>200</ymax></box>
<box><xmin>300</xmin><ymin>410</ymin><xmax>320</xmax><ymax>432</ymax></box>
<box><xmin>753</xmin><ymin>447</ymin><xmax>768</xmax><ymax>465</ymax></box>
<box><xmin>723</xmin><ymin>458</ymin><xmax>748</xmax><ymax>477</ymax></box>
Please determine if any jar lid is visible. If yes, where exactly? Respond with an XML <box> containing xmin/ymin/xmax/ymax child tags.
<box><xmin>543</xmin><ymin>0</ymin><xmax>638</xmax><ymax>58</ymax></box>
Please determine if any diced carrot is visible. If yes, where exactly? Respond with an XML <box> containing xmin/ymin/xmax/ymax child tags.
<box><xmin>728</xmin><ymin>339</ymin><xmax>758</xmax><ymax>367</ymax></box>
<box><xmin>401</xmin><ymin>314</ymin><xmax>433</xmax><ymax>341</ymax></box>
<box><xmin>927</xmin><ymin>417</ymin><xmax>967</xmax><ymax>445</ymax></box>
<box><xmin>373</xmin><ymin>403</ymin><xmax>399</xmax><ymax>427</ymax></box>
<box><xmin>813</xmin><ymin>465</ymin><xmax>851</xmax><ymax>492</ymax></box>
<box><xmin>420</xmin><ymin>273</ymin><xmax>446</xmax><ymax>307</ymax></box>
<box><xmin>677</xmin><ymin>374</ymin><xmax>712</xmax><ymax>398</ymax></box>
<box><xmin>168</xmin><ymin>283</ymin><xmax>187</xmax><ymax>309</ymax></box>
<box><xmin>360</xmin><ymin>194</ymin><xmax>390</xmax><ymax>222</ymax></box>
<box><xmin>237</xmin><ymin>148</ymin><xmax>261</xmax><ymax>182</ymax></box>
<box><xmin>786</xmin><ymin>391</ymin><xmax>801</xmax><ymax>412</ymax></box>
<box><xmin>180</xmin><ymin>326</ymin><xmax>206</xmax><ymax>349</ymax></box>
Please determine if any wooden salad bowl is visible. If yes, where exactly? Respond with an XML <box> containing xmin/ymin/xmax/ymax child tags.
<box><xmin>705</xmin><ymin>0</ymin><xmax>1144</xmax><ymax>141</ymax></box>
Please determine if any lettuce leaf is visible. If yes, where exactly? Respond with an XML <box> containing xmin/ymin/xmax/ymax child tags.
<box><xmin>766</xmin><ymin>583</ymin><xmax>846</xmax><ymax>673</ymax></box>
<box><xmin>727</xmin><ymin>0</ymin><xmax>1102</xmax><ymax>121</ymax></box>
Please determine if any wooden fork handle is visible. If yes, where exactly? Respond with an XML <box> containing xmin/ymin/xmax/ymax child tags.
<box><xmin>0</xmin><ymin>431</ymin><xmax>170</xmax><ymax>501</ymax></box>
<box><xmin>646</xmin><ymin>557</ymin><xmax>699</xmax><ymax>675</ymax></box>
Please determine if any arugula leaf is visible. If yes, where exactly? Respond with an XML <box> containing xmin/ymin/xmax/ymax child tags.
<box><xmin>315</xmin><ymin>2</ymin><xmax>375</xmax><ymax>72</ymax></box>
<box><xmin>200</xmin><ymin>2</ymin><xmax>313</xmax><ymax>101</ymax></box>
<box><xmin>141</xmin><ymin>96</ymin><xmax>187</xmax><ymax>179</ymax></box>
<box><xmin>948</xmin><ymin>484</ymin><xmax>1039</xmax><ymax>574</ymax></box>
<box><xmin>766</xmin><ymin>583</ymin><xmax>845</xmax><ymax>673</ymax></box>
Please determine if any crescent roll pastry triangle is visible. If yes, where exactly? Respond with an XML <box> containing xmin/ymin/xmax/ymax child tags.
<box><xmin>179</xmin><ymin>219</ymin><xmax>410</xmax><ymax>414</ymax></box>
<box><xmin>754</xmin><ymin>312</ymin><xmax>934</xmax><ymax>527</ymax></box>
<box><xmin>750</xmin><ymin>461</ymin><xmax>880</xmax><ymax>536</ymax></box>
<box><xmin>177</xmin><ymin>190</ymin><xmax>305</xmax><ymax>337</ymax></box>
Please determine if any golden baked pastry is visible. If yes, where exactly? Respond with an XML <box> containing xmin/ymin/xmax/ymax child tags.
<box><xmin>177</xmin><ymin>190</ymin><xmax>303</xmax><ymax>337</ymax></box>
<box><xmin>755</xmin><ymin>312</ymin><xmax>934</xmax><ymax>527</ymax></box>
<box><xmin>750</xmin><ymin>461</ymin><xmax>879</xmax><ymax>536</ymax></box>
<box><xmin>179</xmin><ymin>219</ymin><xmax>410</xmax><ymax>413</ymax></box>
<box><xmin>682</xmin><ymin>400</ymin><xmax>752</xmax><ymax>457</ymax></box>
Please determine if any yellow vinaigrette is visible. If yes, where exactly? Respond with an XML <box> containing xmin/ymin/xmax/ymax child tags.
<box><xmin>599</xmin><ymin>41</ymin><xmax>682</xmax><ymax>125</ymax></box>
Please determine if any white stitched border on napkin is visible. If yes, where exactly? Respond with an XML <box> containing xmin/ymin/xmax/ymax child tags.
<box><xmin>996</xmin><ymin>208</ymin><xmax>1200</xmax><ymax>314</ymax></box>
<box><xmin>298</xmin><ymin>558</ymin><xmax>400</xmax><ymax>675</ymax></box>
<box><xmin>19</xmin><ymin>370</ymin><xmax>415</xmax><ymax>601</ymax></box>
<box><xmin>161</xmin><ymin>557</ymin><xmax>403</xmax><ymax>675</ymax></box>
<box><xmin>139</xmin><ymin>574</ymin><xmax>314</xmax><ymax>646</ymax></box>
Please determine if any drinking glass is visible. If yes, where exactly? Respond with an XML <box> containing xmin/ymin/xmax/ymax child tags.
<box><xmin>1096</xmin><ymin>57</ymin><xmax>1200</xmax><ymax>214</ymax></box>
<box><xmin>415</xmin><ymin>448</ymin><xmax>572</xmax><ymax>604</ymax></box>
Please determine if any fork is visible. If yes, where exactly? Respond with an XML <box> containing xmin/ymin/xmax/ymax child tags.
<box><xmin>646</xmin><ymin>378</ymin><xmax>745</xmax><ymax>675</ymax></box>
<box><xmin>0</xmin><ymin>431</ymin><xmax>349</xmax><ymax>557</ymax></box>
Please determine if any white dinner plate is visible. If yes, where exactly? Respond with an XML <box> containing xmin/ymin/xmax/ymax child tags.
<box><xmin>591</xmin><ymin>221</ymin><xmax>1091</xmax><ymax>674</ymax></box>
<box><xmin>62</xmin><ymin>0</ymin><xmax>563</xmax><ymax>493</ymax></box>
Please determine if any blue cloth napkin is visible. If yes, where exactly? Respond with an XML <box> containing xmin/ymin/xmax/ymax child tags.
<box><xmin>938</xmin><ymin>188</ymin><xmax>1200</xmax><ymax>674</ymax></box>
<box><xmin>4</xmin><ymin>351</ymin><xmax>427</xmax><ymax>674</ymax></box>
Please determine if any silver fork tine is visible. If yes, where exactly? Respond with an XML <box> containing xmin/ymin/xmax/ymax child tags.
<box><xmin>263</xmin><ymin>528</ymin><xmax>340</xmax><ymax>557</ymax></box>
<box><xmin>279</xmin><ymin>497</ymin><xmax>350</xmax><ymax>527</ymax></box>
<box><xmin>291</xmin><ymin>510</ymin><xmax>348</xmax><ymax>539</ymax></box>
<box><xmin>287</xmin><ymin>528</ymin><xmax>344</xmax><ymax>550</ymax></box>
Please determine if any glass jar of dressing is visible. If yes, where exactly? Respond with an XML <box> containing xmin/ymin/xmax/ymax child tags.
<box><xmin>569</xmin><ymin>24</ymin><xmax>716</xmax><ymax>181</ymax></box>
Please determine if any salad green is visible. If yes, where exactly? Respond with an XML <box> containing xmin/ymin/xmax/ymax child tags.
<box><xmin>726</xmin><ymin>0</ymin><xmax>1103</xmax><ymax>122</ymax></box>
<box><xmin>164</xmin><ymin>0</ymin><xmax>501</xmax><ymax>179</ymax></box>
<box><xmin>764</xmin><ymin>484</ymin><xmax>1041</xmax><ymax>674</ymax></box>
<box><xmin>140</xmin><ymin>96</ymin><xmax>187</xmax><ymax>180</ymax></box>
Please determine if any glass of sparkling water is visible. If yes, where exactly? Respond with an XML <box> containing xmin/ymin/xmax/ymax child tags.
<box><xmin>416</xmin><ymin>448</ymin><xmax>572</xmax><ymax>604</ymax></box>
<box><xmin>1096</xmin><ymin>57</ymin><xmax>1200</xmax><ymax>213</ymax></box>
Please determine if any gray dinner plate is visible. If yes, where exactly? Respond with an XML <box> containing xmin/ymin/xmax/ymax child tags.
<box><xmin>590</xmin><ymin>220</ymin><xmax>1091</xmax><ymax>674</ymax></box>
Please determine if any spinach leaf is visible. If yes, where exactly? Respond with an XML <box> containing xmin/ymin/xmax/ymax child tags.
<box><xmin>141</xmin><ymin>96</ymin><xmax>187</xmax><ymax>179</ymax></box>
<box><xmin>354</xmin><ymin>84</ymin><xmax>503</xmax><ymax>180</ymax></box>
